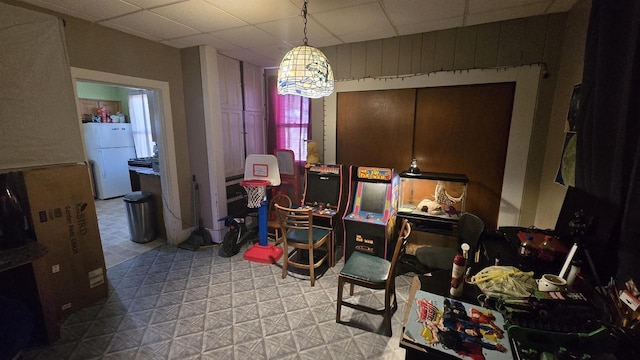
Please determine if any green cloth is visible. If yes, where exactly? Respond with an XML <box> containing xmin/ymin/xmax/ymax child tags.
<box><xmin>341</xmin><ymin>251</ymin><xmax>391</xmax><ymax>283</ymax></box>
<box><xmin>286</xmin><ymin>227</ymin><xmax>330</xmax><ymax>244</ymax></box>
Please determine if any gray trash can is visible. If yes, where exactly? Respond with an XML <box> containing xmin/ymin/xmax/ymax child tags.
<box><xmin>123</xmin><ymin>191</ymin><xmax>156</xmax><ymax>243</ymax></box>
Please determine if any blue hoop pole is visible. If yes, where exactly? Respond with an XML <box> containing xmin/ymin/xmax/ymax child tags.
<box><xmin>258</xmin><ymin>200</ymin><xmax>268</xmax><ymax>246</ymax></box>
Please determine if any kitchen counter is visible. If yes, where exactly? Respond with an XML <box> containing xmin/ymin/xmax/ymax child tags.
<box><xmin>128</xmin><ymin>166</ymin><xmax>160</xmax><ymax>176</ymax></box>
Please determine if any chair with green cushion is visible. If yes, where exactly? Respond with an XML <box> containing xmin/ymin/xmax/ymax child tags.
<box><xmin>267</xmin><ymin>193</ymin><xmax>292</xmax><ymax>245</ymax></box>
<box><xmin>336</xmin><ymin>218</ymin><xmax>411</xmax><ymax>336</ymax></box>
<box><xmin>275</xmin><ymin>204</ymin><xmax>331</xmax><ymax>287</ymax></box>
<box><xmin>414</xmin><ymin>212</ymin><xmax>484</xmax><ymax>271</ymax></box>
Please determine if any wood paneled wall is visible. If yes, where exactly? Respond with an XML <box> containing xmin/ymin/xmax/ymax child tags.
<box><xmin>318</xmin><ymin>13</ymin><xmax>567</xmax><ymax>227</ymax></box>
<box><xmin>321</xmin><ymin>14</ymin><xmax>566</xmax><ymax>79</ymax></box>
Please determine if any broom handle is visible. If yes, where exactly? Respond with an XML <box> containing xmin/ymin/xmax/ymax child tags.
<box><xmin>192</xmin><ymin>175</ymin><xmax>199</xmax><ymax>228</ymax></box>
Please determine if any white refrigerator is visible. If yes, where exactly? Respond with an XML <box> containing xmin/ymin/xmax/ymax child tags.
<box><xmin>83</xmin><ymin>123</ymin><xmax>136</xmax><ymax>199</ymax></box>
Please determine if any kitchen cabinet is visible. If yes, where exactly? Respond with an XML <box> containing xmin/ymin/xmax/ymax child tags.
<box><xmin>244</xmin><ymin>111</ymin><xmax>265</xmax><ymax>156</ymax></box>
<box><xmin>242</xmin><ymin>62</ymin><xmax>263</xmax><ymax>112</ymax></box>
<box><xmin>220</xmin><ymin>110</ymin><xmax>245</xmax><ymax>177</ymax></box>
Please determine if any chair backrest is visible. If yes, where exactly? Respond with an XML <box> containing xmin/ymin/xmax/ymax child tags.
<box><xmin>269</xmin><ymin>193</ymin><xmax>292</xmax><ymax>221</ymax></box>
<box><xmin>388</xmin><ymin>219</ymin><xmax>412</xmax><ymax>281</ymax></box>
<box><xmin>275</xmin><ymin>204</ymin><xmax>314</xmax><ymax>238</ymax></box>
<box><xmin>457</xmin><ymin>212</ymin><xmax>484</xmax><ymax>252</ymax></box>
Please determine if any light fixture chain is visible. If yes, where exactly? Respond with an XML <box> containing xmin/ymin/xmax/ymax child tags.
<box><xmin>302</xmin><ymin>0</ymin><xmax>308</xmax><ymax>45</ymax></box>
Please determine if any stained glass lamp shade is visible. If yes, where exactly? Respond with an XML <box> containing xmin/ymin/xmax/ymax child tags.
<box><xmin>277</xmin><ymin>45</ymin><xmax>334</xmax><ymax>99</ymax></box>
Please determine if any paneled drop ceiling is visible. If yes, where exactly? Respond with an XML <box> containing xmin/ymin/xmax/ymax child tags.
<box><xmin>18</xmin><ymin>0</ymin><xmax>578</xmax><ymax>67</ymax></box>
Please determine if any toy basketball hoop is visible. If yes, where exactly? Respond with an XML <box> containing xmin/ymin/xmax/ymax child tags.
<box><xmin>241</xmin><ymin>155</ymin><xmax>283</xmax><ymax>264</ymax></box>
<box><xmin>241</xmin><ymin>179</ymin><xmax>270</xmax><ymax>208</ymax></box>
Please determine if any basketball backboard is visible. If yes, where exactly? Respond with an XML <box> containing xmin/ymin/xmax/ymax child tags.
<box><xmin>244</xmin><ymin>154</ymin><xmax>281</xmax><ymax>186</ymax></box>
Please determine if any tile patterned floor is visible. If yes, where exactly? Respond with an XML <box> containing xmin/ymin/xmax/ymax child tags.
<box><xmin>95</xmin><ymin>197</ymin><xmax>165</xmax><ymax>269</ymax></box>
<box><xmin>22</xmin><ymin>242</ymin><xmax>412</xmax><ymax>359</ymax></box>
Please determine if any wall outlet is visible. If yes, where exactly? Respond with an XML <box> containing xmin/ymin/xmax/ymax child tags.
<box><xmin>52</xmin><ymin>264</ymin><xmax>60</xmax><ymax>273</ymax></box>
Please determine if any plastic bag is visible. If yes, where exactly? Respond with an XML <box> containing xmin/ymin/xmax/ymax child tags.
<box><xmin>469</xmin><ymin>266</ymin><xmax>537</xmax><ymax>298</ymax></box>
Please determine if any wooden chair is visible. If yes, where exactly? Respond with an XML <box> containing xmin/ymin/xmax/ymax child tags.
<box><xmin>275</xmin><ymin>204</ymin><xmax>331</xmax><ymax>287</ymax></box>
<box><xmin>336</xmin><ymin>218</ymin><xmax>412</xmax><ymax>336</ymax></box>
<box><xmin>267</xmin><ymin>193</ymin><xmax>292</xmax><ymax>245</ymax></box>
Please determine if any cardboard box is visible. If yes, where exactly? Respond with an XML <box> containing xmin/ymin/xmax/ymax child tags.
<box><xmin>3</xmin><ymin>163</ymin><xmax>108</xmax><ymax>341</ymax></box>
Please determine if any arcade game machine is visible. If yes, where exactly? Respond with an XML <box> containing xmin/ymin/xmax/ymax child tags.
<box><xmin>342</xmin><ymin>166</ymin><xmax>399</xmax><ymax>261</ymax></box>
<box><xmin>301</xmin><ymin>164</ymin><xmax>347</xmax><ymax>266</ymax></box>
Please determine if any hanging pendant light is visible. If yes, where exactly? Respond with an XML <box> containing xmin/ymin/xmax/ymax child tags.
<box><xmin>277</xmin><ymin>0</ymin><xmax>334</xmax><ymax>99</ymax></box>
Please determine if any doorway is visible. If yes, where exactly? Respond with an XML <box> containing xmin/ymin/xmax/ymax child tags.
<box><xmin>71</xmin><ymin>67</ymin><xmax>183</xmax><ymax>267</ymax></box>
<box><xmin>76</xmin><ymin>80</ymin><xmax>165</xmax><ymax>268</ymax></box>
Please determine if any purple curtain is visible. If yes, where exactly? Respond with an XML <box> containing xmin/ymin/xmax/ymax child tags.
<box><xmin>266</xmin><ymin>76</ymin><xmax>310</xmax><ymax>165</ymax></box>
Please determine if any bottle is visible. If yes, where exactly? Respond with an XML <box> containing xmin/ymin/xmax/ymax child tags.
<box><xmin>538</xmin><ymin>235</ymin><xmax>555</xmax><ymax>262</ymax></box>
<box><xmin>517</xmin><ymin>234</ymin><xmax>536</xmax><ymax>272</ymax></box>
<box><xmin>450</xmin><ymin>253</ymin><xmax>466</xmax><ymax>296</ymax></box>
<box><xmin>566</xmin><ymin>257</ymin><xmax>582</xmax><ymax>288</ymax></box>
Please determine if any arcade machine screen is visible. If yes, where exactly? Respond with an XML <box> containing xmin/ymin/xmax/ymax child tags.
<box><xmin>359</xmin><ymin>182</ymin><xmax>388</xmax><ymax>215</ymax></box>
<box><xmin>304</xmin><ymin>174</ymin><xmax>341</xmax><ymax>210</ymax></box>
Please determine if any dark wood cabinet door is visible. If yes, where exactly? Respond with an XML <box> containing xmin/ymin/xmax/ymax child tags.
<box><xmin>414</xmin><ymin>83</ymin><xmax>515</xmax><ymax>229</ymax></box>
<box><xmin>336</xmin><ymin>89</ymin><xmax>416</xmax><ymax>172</ymax></box>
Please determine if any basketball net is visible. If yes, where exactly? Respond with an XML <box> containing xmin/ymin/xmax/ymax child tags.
<box><xmin>241</xmin><ymin>180</ymin><xmax>269</xmax><ymax>208</ymax></box>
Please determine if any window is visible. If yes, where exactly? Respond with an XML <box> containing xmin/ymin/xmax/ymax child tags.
<box><xmin>128</xmin><ymin>92</ymin><xmax>154</xmax><ymax>158</ymax></box>
<box><xmin>267</xmin><ymin>76</ymin><xmax>310</xmax><ymax>163</ymax></box>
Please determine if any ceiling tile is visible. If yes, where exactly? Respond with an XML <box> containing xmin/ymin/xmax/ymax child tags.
<box><xmin>123</xmin><ymin>0</ymin><xmax>186</xmax><ymax>8</ymax></box>
<box><xmin>468</xmin><ymin>0</ymin><xmax>550</xmax><ymax>14</ymax></box>
<box><xmin>312</xmin><ymin>2</ymin><xmax>391</xmax><ymax>36</ymax></box>
<box><xmin>548</xmin><ymin>0</ymin><xmax>579</xmax><ymax>12</ymax></box>
<box><xmin>248</xmin><ymin>43</ymin><xmax>292</xmax><ymax>63</ymax></box>
<box><xmin>151</xmin><ymin>0</ymin><xmax>247</xmax><ymax>33</ymax></box>
<box><xmin>290</xmin><ymin>36</ymin><xmax>344</xmax><ymax>48</ymax></box>
<box><xmin>101</xmin><ymin>10</ymin><xmax>199</xmax><ymax>39</ymax></box>
<box><xmin>18</xmin><ymin>0</ymin><xmax>100</xmax><ymax>22</ymax></box>
<box><xmin>396</xmin><ymin>16</ymin><xmax>464</xmax><ymax>36</ymax></box>
<box><xmin>220</xmin><ymin>48</ymin><xmax>274</xmax><ymax>67</ymax></box>
<box><xmin>256</xmin><ymin>16</ymin><xmax>333</xmax><ymax>44</ymax></box>
<box><xmin>23</xmin><ymin>0</ymin><xmax>140</xmax><ymax>21</ymax></box>
<box><xmin>466</xmin><ymin>2</ymin><xmax>550</xmax><ymax>26</ymax></box>
<box><xmin>160</xmin><ymin>38</ymin><xmax>190</xmax><ymax>48</ymax></box>
<box><xmin>168</xmin><ymin>33</ymin><xmax>239</xmax><ymax>49</ymax></box>
<box><xmin>210</xmin><ymin>25</ymin><xmax>281</xmax><ymax>49</ymax></box>
<box><xmin>202</xmin><ymin>0</ymin><xmax>300</xmax><ymax>24</ymax></box>
<box><xmin>382</xmin><ymin>0</ymin><xmax>466</xmax><ymax>25</ymax></box>
<box><xmin>338</xmin><ymin>26</ymin><xmax>396</xmax><ymax>44</ymax></box>
<box><xmin>290</xmin><ymin>0</ymin><xmax>377</xmax><ymax>13</ymax></box>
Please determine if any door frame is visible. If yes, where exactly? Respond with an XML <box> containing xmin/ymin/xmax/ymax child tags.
<box><xmin>70</xmin><ymin>67</ymin><xmax>185</xmax><ymax>244</ymax></box>
<box><xmin>324</xmin><ymin>65</ymin><xmax>542</xmax><ymax>227</ymax></box>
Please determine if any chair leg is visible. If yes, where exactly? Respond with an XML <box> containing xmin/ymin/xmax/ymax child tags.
<box><xmin>349</xmin><ymin>283</ymin><xmax>354</xmax><ymax>296</ymax></box>
<box><xmin>309</xmin><ymin>247</ymin><xmax>315</xmax><ymax>287</ymax></box>
<box><xmin>281</xmin><ymin>243</ymin><xmax>288</xmax><ymax>279</ymax></box>
<box><xmin>336</xmin><ymin>276</ymin><xmax>344</xmax><ymax>323</ymax></box>
<box><xmin>384</xmin><ymin>289</ymin><xmax>392</xmax><ymax>336</ymax></box>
